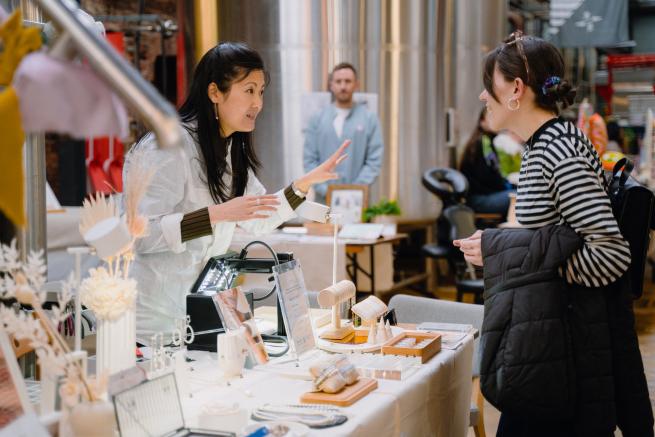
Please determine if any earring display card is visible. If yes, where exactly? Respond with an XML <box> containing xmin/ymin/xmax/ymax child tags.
<box><xmin>113</xmin><ymin>373</ymin><xmax>235</xmax><ymax>437</ymax></box>
<box><xmin>113</xmin><ymin>373</ymin><xmax>184</xmax><ymax>437</ymax></box>
<box><xmin>273</xmin><ymin>260</ymin><xmax>316</xmax><ymax>357</ymax></box>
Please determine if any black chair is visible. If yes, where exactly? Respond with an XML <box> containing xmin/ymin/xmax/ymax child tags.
<box><xmin>443</xmin><ymin>204</ymin><xmax>485</xmax><ymax>304</ymax></box>
<box><xmin>421</xmin><ymin>168</ymin><xmax>469</xmax><ymax>276</ymax></box>
<box><xmin>421</xmin><ymin>168</ymin><xmax>469</xmax><ymax>208</ymax></box>
<box><xmin>421</xmin><ymin>168</ymin><xmax>469</xmax><ymax>282</ymax></box>
<box><xmin>421</xmin><ymin>168</ymin><xmax>485</xmax><ymax>303</ymax></box>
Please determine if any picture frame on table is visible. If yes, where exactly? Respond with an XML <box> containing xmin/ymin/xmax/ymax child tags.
<box><xmin>326</xmin><ymin>184</ymin><xmax>369</xmax><ymax>225</ymax></box>
<box><xmin>213</xmin><ymin>287</ymin><xmax>269</xmax><ymax>365</ymax></box>
<box><xmin>0</xmin><ymin>328</ymin><xmax>33</xmax><ymax>428</ymax></box>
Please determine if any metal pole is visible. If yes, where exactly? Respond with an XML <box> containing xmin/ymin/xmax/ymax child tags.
<box><xmin>19</xmin><ymin>134</ymin><xmax>47</xmax><ymax>262</ymax></box>
<box><xmin>32</xmin><ymin>0</ymin><xmax>185</xmax><ymax>150</ymax></box>
<box><xmin>18</xmin><ymin>1</ymin><xmax>46</xmax><ymax>262</ymax></box>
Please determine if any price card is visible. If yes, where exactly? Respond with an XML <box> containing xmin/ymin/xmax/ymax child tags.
<box><xmin>273</xmin><ymin>260</ymin><xmax>316</xmax><ymax>357</ymax></box>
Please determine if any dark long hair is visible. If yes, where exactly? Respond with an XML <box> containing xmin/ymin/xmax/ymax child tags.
<box><xmin>459</xmin><ymin>109</ymin><xmax>492</xmax><ymax>170</ymax></box>
<box><xmin>483</xmin><ymin>32</ymin><xmax>576</xmax><ymax>114</ymax></box>
<box><xmin>178</xmin><ymin>42</ymin><xmax>267</xmax><ymax>203</ymax></box>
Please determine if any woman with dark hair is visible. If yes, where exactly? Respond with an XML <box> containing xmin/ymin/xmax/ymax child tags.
<box><xmin>454</xmin><ymin>32</ymin><xmax>653</xmax><ymax>436</ymax></box>
<box><xmin>124</xmin><ymin>42</ymin><xmax>348</xmax><ymax>343</ymax></box>
<box><xmin>459</xmin><ymin>108</ymin><xmax>513</xmax><ymax>217</ymax></box>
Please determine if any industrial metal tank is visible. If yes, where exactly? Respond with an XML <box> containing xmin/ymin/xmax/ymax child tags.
<box><xmin>186</xmin><ymin>0</ymin><xmax>506</xmax><ymax>218</ymax></box>
<box><xmin>210</xmin><ymin>0</ymin><xmax>448</xmax><ymax>219</ymax></box>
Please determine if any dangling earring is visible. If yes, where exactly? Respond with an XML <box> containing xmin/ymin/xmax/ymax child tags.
<box><xmin>507</xmin><ymin>99</ymin><xmax>520</xmax><ymax>111</ymax></box>
<box><xmin>214</xmin><ymin>102</ymin><xmax>219</xmax><ymax>120</ymax></box>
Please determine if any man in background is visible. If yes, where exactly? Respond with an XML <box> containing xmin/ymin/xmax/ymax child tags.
<box><xmin>303</xmin><ymin>63</ymin><xmax>384</xmax><ymax>204</ymax></box>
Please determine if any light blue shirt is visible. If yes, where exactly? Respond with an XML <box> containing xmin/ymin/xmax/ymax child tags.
<box><xmin>303</xmin><ymin>103</ymin><xmax>384</xmax><ymax>203</ymax></box>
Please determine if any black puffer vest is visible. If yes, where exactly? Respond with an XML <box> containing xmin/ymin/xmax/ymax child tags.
<box><xmin>480</xmin><ymin>225</ymin><xmax>653</xmax><ymax>437</ymax></box>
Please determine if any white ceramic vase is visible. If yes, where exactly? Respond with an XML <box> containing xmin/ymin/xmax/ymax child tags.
<box><xmin>68</xmin><ymin>401</ymin><xmax>116</xmax><ymax>437</ymax></box>
<box><xmin>96</xmin><ymin>305</ymin><xmax>136</xmax><ymax>376</ymax></box>
<box><xmin>217</xmin><ymin>329</ymin><xmax>248</xmax><ymax>378</ymax></box>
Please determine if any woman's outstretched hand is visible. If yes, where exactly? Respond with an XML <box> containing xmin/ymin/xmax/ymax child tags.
<box><xmin>294</xmin><ymin>139</ymin><xmax>350</xmax><ymax>193</ymax></box>
<box><xmin>208</xmin><ymin>195</ymin><xmax>280</xmax><ymax>223</ymax></box>
<box><xmin>453</xmin><ymin>230</ymin><xmax>484</xmax><ymax>266</ymax></box>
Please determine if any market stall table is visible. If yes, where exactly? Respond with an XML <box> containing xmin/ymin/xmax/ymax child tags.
<box><xmin>179</xmin><ymin>334</ymin><xmax>474</xmax><ymax>437</ymax></box>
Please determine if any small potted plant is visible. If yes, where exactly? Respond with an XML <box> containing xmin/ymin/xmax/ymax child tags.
<box><xmin>363</xmin><ymin>199</ymin><xmax>402</xmax><ymax>235</ymax></box>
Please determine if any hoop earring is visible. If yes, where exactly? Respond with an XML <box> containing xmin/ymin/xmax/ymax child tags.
<box><xmin>507</xmin><ymin>99</ymin><xmax>520</xmax><ymax>111</ymax></box>
<box><xmin>214</xmin><ymin>103</ymin><xmax>219</xmax><ymax>120</ymax></box>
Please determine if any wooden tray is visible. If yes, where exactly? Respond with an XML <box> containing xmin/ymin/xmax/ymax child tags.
<box><xmin>381</xmin><ymin>331</ymin><xmax>441</xmax><ymax>363</ymax></box>
<box><xmin>300</xmin><ymin>377</ymin><xmax>378</xmax><ymax>406</ymax></box>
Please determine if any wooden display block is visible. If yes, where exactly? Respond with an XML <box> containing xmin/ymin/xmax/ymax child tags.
<box><xmin>381</xmin><ymin>331</ymin><xmax>441</xmax><ymax>363</ymax></box>
<box><xmin>303</xmin><ymin>222</ymin><xmax>340</xmax><ymax>236</ymax></box>
<box><xmin>300</xmin><ymin>377</ymin><xmax>378</xmax><ymax>407</ymax></box>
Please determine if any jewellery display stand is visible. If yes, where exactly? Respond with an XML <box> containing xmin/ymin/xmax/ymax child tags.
<box><xmin>316</xmin><ymin>281</ymin><xmax>356</xmax><ymax>340</ymax></box>
<box><xmin>317</xmin><ymin>214</ymin><xmax>355</xmax><ymax>341</ymax></box>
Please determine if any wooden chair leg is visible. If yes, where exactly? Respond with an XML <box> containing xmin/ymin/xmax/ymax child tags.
<box><xmin>472</xmin><ymin>376</ymin><xmax>486</xmax><ymax>437</ymax></box>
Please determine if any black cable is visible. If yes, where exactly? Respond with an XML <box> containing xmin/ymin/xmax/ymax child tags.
<box><xmin>252</xmin><ymin>284</ymin><xmax>276</xmax><ymax>302</ymax></box>
<box><xmin>262</xmin><ymin>333</ymin><xmax>289</xmax><ymax>357</ymax></box>
<box><xmin>238</xmin><ymin>240</ymin><xmax>293</xmax><ymax>355</ymax></box>
<box><xmin>242</xmin><ymin>240</ymin><xmax>280</xmax><ymax>302</ymax></box>
<box><xmin>239</xmin><ymin>240</ymin><xmax>279</xmax><ymax>265</ymax></box>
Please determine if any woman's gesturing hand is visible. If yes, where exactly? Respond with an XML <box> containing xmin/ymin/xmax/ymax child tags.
<box><xmin>453</xmin><ymin>230</ymin><xmax>484</xmax><ymax>266</ymax></box>
<box><xmin>208</xmin><ymin>195</ymin><xmax>280</xmax><ymax>223</ymax></box>
<box><xmin>294</xmin><ymin>139</ymin><xmax>351</xmax><ymax>193</ymax></box>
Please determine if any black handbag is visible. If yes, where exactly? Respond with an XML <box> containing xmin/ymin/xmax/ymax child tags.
<box><xmin>606</xmin><ymin>158</ymin><xmax>655</xmax><ymax>298</ymax></box>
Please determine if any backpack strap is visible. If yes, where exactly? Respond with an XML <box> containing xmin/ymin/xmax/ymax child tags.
<box><xmin>611</xmin><ymin>157</ymin><xmax>634</xmax><ymax>188</ymax></box>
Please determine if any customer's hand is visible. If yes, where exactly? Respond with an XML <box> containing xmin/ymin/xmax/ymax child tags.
<box><xmin>208</xmin><ymin>195</ymin><xmax>280</xmax><ymax>223</ymax></box>
<box><xmin>453</xmin><ymin>230</ymin><xmax>484</xmax><ymax>266</ymax></box>
<box><xmin>294</xmin><ymin>140</ymin><xmax>351</xmax><ymax>193</ymax></box>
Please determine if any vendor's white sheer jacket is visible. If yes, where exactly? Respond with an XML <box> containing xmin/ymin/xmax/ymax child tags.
<box><xmin>123</xmin><ymin>128</ymin><xmax>295</xmax><ymax>343</ymax></box>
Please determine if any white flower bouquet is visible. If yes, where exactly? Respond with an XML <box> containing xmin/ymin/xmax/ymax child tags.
<box><xmin>80</xmin><ymin>267</ymin><xmax>137</xmax><ymax>321</ymax></box>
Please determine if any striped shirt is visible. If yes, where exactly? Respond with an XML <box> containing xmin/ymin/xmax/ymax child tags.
<box><xmin>516</xmin><ymin>117</ymin><xmax>631</xmax><ymax>287</ymax></box>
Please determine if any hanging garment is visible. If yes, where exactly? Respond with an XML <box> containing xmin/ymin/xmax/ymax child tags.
<box><xmin>0</xmin><ymin>10</ymin><xmax>42</xmax><ymax>86</ymax></box>
<box><xmin>13</xmin><ymin>52</ymin><xmax>128</xmax><ymax>139</ymax></box>
<box><xmin>0</xmin><ymin>87</ymin><xmax>26</xmax><ymax>226</ymax></box>
<box><xmin>0</xmin><ymin>9</ymin><xmax>42</xmax><ymax>226</ymax></box>
<box><xmin>578</xmin><ymin>105</ymin><xmax>608</xmax><ymax>156</ymax></box>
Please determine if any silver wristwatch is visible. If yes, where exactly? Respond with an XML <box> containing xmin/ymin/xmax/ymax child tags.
<box><xmin>291</xmin><ymin>182</ymin><xmax>307</xmax><ymax>198</ymax></box>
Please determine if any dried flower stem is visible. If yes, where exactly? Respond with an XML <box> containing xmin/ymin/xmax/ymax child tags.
<box><xmin>32</xmin><ymin>303</ymin><xmax>96</xmax><ymax>401</ymax></box>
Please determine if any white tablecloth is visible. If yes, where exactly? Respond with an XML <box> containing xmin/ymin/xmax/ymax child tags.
<box><xmin>180</xmin><ymin>336</ymin><xmax>473</xmax><ymax>437</ymax></box>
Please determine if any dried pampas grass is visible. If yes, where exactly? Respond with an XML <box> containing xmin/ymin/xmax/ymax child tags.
<box><xmin>79</xmin><ymin>193</ymin><xmax>118</xmax><ymax>236</ymax></box>
<box><xmin>123</xmin><ymin>148</ymin><xmax>156</xmax><ymax>239</ymax></box>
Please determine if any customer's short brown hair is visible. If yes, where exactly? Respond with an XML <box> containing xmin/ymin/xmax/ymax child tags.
<box><xmin>332</xmin><ymin>62</ymin><xmax>357</xmax><ymax>78</ymax></box>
